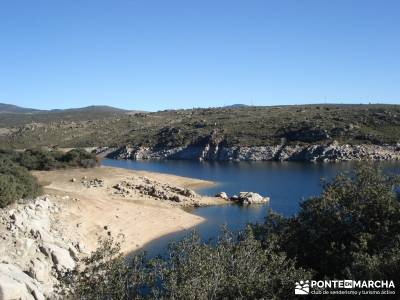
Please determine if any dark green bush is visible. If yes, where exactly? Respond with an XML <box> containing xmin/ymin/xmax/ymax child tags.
<box><xmin>59</xmin><ymin>148</ymin><xmax>99</xmax><ymax>168</ymax></box>
<box><xmin>155</xmin><ymin>229</ymin><xmax>310</xmax><ymax>300</ymax></box>
<box><xmin>18</xmin><ymin>149</ymin><xmax>62</xmax><ymax>170</ymax></box>
<box><xmin>0</xmin><ymin>159</ymin><xmax>42</xmax><ymax>208</ymax></box>
<box><xmin>58</xmin><ymin>238</ymin><xmax>152</xmax><ymax>300</ymax></box>
<box><xmin>0</xmin><ymin>148</ymin><xmax>99</xmax><ymax>171</ymax></box>
<box><xmin>0</xmin><ymin>173</ymin><xmax>19</xmax><ymax>208</ymax></box>
<box><xmin>60</xmin><ymin>229</ymin><xmax>311</xmax><ymax>300</ymax></box>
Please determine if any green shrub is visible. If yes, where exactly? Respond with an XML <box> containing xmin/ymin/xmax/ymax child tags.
<box><xmin>0</xmin><ymin>159</ymin><xmax>42</xmax><ymax>208</ymax></box>
<box><xmin>155</xmin><ymin>229</ymin><xmax>310</xmax><ymax>300</ymax></box>
<box><xmin>60</xmin><ymin>148</ymin><xmax>99</xmax><ymax>168</ymax></box>
<box><xmin>59</xmin><ymin>229</ymin><xmax>311</xmax><ymax>299</ymax></box>
<box><xmin>18</xmin><ymin>149</ymin><xmax>62</xmax><ymax>170</ymax></box>
<box><xmin>0</xmin><ymin>148</ymin><xmax>99</xmax><ymax>171</ymax></box>
<box><xmin>58</xmin><ymin>238</ymin><xmax>154</xmax><ymax>300</ymax></box>
<box><xmin>0</xmin><ymin>174</ymin><xmax>20</xmax><ymax>208</ymax></box>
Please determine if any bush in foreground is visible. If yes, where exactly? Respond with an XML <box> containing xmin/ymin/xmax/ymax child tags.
<box><xmin>59</xmin><ymin>230</ymin><xmax>310</xmax><ymax>300</ymax></box>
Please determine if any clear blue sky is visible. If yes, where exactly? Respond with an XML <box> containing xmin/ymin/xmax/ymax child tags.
<box><xmin>0</xmin><ymin>0</ymin><xmax>399</xmax><ymax>111</ymax></box>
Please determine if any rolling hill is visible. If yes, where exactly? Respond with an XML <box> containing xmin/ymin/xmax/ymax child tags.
<box><xmin>0</xmin><ymin>104</ymin><xmax>399</xmax><ymax>149</ymax></box>
<box><xmin>0</xmin><ymin>103</ymin><xmax>41</xmax><ymax>114</ymax></box>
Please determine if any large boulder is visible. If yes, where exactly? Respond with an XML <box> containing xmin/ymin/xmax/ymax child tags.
<box><xmin>238</xmin><ymin>192</ymin><xmax>270</xmax><ymax>204</ymax></box>
<box><xmin>47</xmin><ymin>244</ymin><xmax>76</xmax><ymax>271</ymax></box>
<box><xmin>27</xmin><ymin>258</ymin><xmax>51</xmax><ymax>284</ymax></box>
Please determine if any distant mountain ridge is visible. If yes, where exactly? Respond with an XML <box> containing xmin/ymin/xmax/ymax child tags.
<box><xmin>0</xmin><ymin>103</ymin><xmax>129</xmax><ymax>114</ymax></box>
<box><xmin>0</xmin><ymin>103</ymin><xmax>42</xmax><ymax>114</ymax></box>
<box><xmin>222</xmin><ymin>104</ymin><xmax>249</xmax><ymax>109</ymax></box>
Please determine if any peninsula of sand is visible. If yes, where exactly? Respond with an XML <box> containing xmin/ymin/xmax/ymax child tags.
<box><xmin>34</xmin><ymin>166</ymin><xmax>224</xmax><ymax>253</ymax></box>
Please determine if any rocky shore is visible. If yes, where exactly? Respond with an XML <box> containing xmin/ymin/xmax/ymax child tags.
<box><xmin>104</xmin><ymin>142</ymin><xmax>400</xmax><ymax>162</ymax></box>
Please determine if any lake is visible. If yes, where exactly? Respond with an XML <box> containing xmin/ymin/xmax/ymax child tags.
<box><xmin>102</xmin><ymin>159</ymin><xmax>400</xmax><ymax>256</ymax></box>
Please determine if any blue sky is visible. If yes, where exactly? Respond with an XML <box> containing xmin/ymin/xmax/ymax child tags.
<box><xmin>0</xmin><ymin>0</ymin><xmax>399</xmax><ymax>111</ymax></box>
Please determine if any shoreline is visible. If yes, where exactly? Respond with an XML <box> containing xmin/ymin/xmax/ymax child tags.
<box><xmin>102</xmin><ymin>143</ymin><xmax>400</xmax><ymax>162</ymax></box>
<box><xmin>32</xmin><ymin>166</ymin><xmax>226</xmax><ymax>254</ymax></box>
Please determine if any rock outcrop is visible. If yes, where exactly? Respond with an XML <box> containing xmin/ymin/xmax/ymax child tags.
<box><xmin>237</xmin><ymin>192</ymin><xmax>270</xmax><ymax>204</ymax></box>
<box><xmin>215</xmin><ymin>192</ymin><xmax>229</xmax><ymax>200</ymax></box>
<box><xmin>0</xmin><ymin>197</ymin><xmax>85</xmax><ymax>299</ymax></box>
<box><xmin>105</xmin><ymin>142</ymin><xmax>400</xmax><ymax>162</ymax></box>
<box><xmin>112</xmin><ymin>176</ymin><xmax>201</xmax><ymax>206</ymax></box>
<box><xmin>215</xmin><ymin>191</ymin><xmax>270</xmax><ymax>205</ymax></box>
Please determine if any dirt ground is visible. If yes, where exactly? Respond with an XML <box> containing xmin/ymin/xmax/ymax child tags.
<box><xmin>33</xmin><ymin>166</ymin><xmax>225</xmax><ymax>253</ymax></box>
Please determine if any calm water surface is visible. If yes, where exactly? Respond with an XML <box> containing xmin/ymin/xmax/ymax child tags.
<box><xmin>102</xmin><ymin>159</ymin><xmax>400</xmax><ymax>256</ymax></box>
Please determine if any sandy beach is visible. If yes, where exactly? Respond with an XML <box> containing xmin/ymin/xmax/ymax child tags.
<box><xmin>33</xmin><ymin>166</ymin><xmax>225</xmax><ymax>254</ymax></box>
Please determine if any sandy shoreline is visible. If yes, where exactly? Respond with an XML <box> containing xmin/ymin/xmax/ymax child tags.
<box><xmin>33</xmin><ymin>166</ymin><xmax>225</xmax><ymax>254</ymax></box>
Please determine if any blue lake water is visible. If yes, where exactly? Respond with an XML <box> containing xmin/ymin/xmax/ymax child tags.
<box><xmin>102</xmin><ymin>159</ymin><xmax>400</xmax><ymax>256</ymax></box>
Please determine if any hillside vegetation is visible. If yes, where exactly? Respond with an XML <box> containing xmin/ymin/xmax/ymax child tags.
<box><xmin>0</xmin><ymin>104</ymin><xmax>399</xmax><ymax>149</ymax></box>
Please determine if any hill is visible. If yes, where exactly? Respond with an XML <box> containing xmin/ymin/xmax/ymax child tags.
<box><xmin>0</xmin><ymin>104</ymin><xmax>399</xmax><ymax>151</ymax></box>
<box><xmin>0</xmin><ymin>103</ymin><xmax>41</xmax><ymax>114</ymax></box>
<box><xmin>49</xmin><ymin>105</ymin><xmax>128</xmax><ymax>114</ymax></box>
<box><xmin>0</xmin><ymin>103</ymin><xmax>136</xmax><ymax>127</ymax></box>
<box><xmin>222</xmin><ymin>104</ymin><xmax>249</xmax><ymax>109</ymax></box>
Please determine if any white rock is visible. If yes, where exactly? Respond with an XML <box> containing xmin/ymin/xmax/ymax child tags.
<box><xmin>30</xmin><ymin>228</ymin><xmax>53</xmax><ymax>244</ymax></box>
<box><xmin>238</xmin><ymin>192</ymin><xmax>270</xmax><ymax>204</ymax></box>
<box><xmin>48</xmin><ymin>244</ymin><xmax>76</xmax><ymax>270</ymax></box>
<box><xmin>215</xmin><ymin>192</ymin><xmax>229</xmax><ymax>200</ymax></box>
<box><xmin>0</xmin><ymin>263</ymin><xmax>45</xmax><ymax>300</ymax></box>
<box><xmin>15</xmin><ymin>238</ymin><xmax>35</xmax><ymax>258</ymax></box>
<box><xmin>28</xmin><ymin>259</ymin><xmax>51</xmax><ymax>284</ymax></box>
<box><xmin>10</xmin><ymin>210</ymin><xmax>26</xmax><ymax>229</ymax></box>
<box><xmin>0</xmin><ymin>196</ymin><xmax>82</xmax><ymax>299</ymax></box>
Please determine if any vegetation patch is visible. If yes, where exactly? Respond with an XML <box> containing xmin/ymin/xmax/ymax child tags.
<box><xmin>0</xmin><ymin>159</ymin><xmax>42</xmax><ymax>208</ymax></box>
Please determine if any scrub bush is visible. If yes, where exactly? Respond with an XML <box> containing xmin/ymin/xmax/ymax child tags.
<box><xmin>0</xmin><ymin>159</ymin><xmax>42</xmax><ymax>208</ymax></box>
